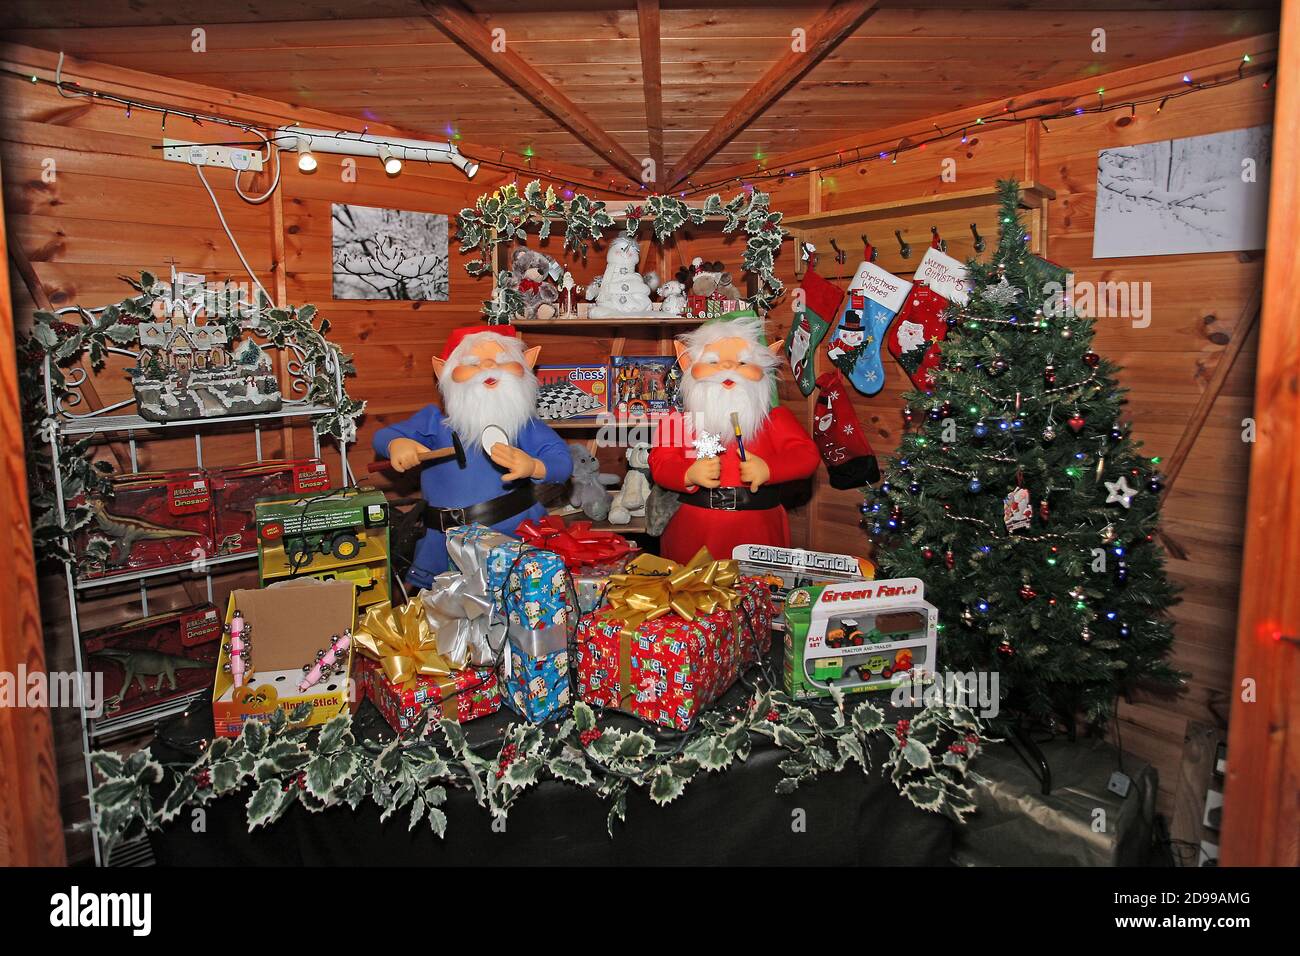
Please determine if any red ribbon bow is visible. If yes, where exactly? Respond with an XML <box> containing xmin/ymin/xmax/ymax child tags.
<box><xmin>515</xmin><ymin>516</ymin><xmax>636</xmax><ymax>569</ymax></box>
<box><xmin>518</xmin><ymin>278</ymin><xmax>543</xmax><ymax>295</ymax></box>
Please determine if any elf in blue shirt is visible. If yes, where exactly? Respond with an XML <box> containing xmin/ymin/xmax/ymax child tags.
<box><xmin>374</xmin><ymin>325</ymin><xmax>572</xmax><ymax>588</ymax></box>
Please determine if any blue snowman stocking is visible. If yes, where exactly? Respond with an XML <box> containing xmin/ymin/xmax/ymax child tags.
<box><xmin>825</xmin><ymin>252</ymin><xmax>912</xmax><ymax>396</ymax></box>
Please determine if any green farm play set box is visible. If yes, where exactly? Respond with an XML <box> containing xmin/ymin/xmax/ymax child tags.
<box><xmin>782</xmin><ymin>577</ymin><xmax>938</xmax><ymax>700</ymax></box>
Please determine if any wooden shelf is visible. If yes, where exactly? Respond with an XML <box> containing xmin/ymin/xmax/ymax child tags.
<box><xmin>513</xmin><ymin>315</ymin><xmax>701</xmax><ymax>328</ymax></box>
<box><xmin>783</xmin><ymin>182</ymin><xmax>1057</xmax><ymax>231</ymax></box>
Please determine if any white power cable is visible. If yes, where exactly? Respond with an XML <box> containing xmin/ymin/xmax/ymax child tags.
<box><xmin>193</xmin><ymin>162</ymin><xmax>277</xmax><ymax>308</ymax></box>
<box><xmin>234</xmin><ymin>127</ymin><xmax>281</xmax><ymax>205</ymax></box>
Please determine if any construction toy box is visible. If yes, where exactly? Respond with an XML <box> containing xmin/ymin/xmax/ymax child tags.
<box><xmin>609</xmin><ymin>355</ymin><xmax>683</xmax><ymax>416</ymax></box>
<box><xmin>210</xmin><ymin>458</ymin><xmax>328</xmax><ymax>555</ymax></box>
<box><xmin>213</xmin><ymin>579</ymin><xmax>357</xmax><ymax>737</ymax></box>
<box><xmin>82</xmin><ymin>604</ymin><xmax>223</xmax><ymax>720</ymax></box>
<box><xmin>782</xmin><ymin>577</ymin><xmax>937</xmax><ymax>700</ymax></box>
<box><xmin>255</xmin><ymin>487</ymin><xmax>391</xmax><ymax>609</ymax></box>
<box><xmin>731</xmin><ymin>544</ymin><xmax>875</xmax><ymax>629</ymax></box>
<box><xmin>535</xmin><ymin>364</ymin><xmax>608</xmax><ymax>421</ymax></box>
<box><xmin>72</xmin><ymin>469</ymin><xmax>215</xmax><ymax>579</ymax></box>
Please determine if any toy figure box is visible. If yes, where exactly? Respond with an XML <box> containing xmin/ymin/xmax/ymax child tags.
<box><xmin>354</xmin><ymin>656</ymin><xmax>500</xmax><ymax>733</ymax></box>
<box><xmin>210</xmin><ymin>458</ymin><xmax>328</xmax><ymax>555</ymax></box>
<box><xmin>782</xmin><ymin>578</ymin><xmax>937</xmax><ymax>700</ymax></box>
<box><xmin>609</xmin><ymin>355</ymin><xmax>683</xmax><ymax>416</ymax></box>
<box><xmin>576</xmin><ymin>574</ymin><xmax>773</xmax><ymax>730</ymax></box>
<box><xmin>73</xmin><ymin>469</ymin><xmax>214</xmax><ymax>579</ymax></box>
<box><xmin>212</xmin><ymin>578</ymin><xmax>357</xmax><ymax>737</ymax></box>
<box><xmin>255</xmin><ymin>487</ymin><xmax>391</xmax><ymax>609</ymax></box>
<box><xmin>82</xmin><ymin>604</ymin><xmax>222</xmax><ymax>721</ymax></box>
<box><xmin>535</xmin><ymin>364</ymin><xmax>608</xmax><ymax>421</ymax></box>
<box><xmin>731</xmin><ymin>544</ymin><xmax>875</xmax><ymax>629</ymax></box>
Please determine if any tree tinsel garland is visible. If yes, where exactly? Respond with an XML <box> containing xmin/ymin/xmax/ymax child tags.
<box><xmin>455</xmin><ymin>181</ymin><xmax>787</xmax><ymax>323</ymax></box>
<box><xmin>88</xmin><ymin>687</ymin><xmax>986</xmax><ymax>853</ymax></box>
<box><xmin>871</xmin><ymin>179</ymin><xmax>1182</xmax><ymax>730</ymax></box>
<box><xmin>15</xmin><ymin>272</ymin><xmax>365</xmax><ymax>563</ymax></box>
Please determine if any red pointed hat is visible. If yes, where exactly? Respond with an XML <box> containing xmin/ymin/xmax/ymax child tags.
<box><xmin>441</xmin><ymin>324</ymin><xmax>517</xmax><ymax>361</ymax></box>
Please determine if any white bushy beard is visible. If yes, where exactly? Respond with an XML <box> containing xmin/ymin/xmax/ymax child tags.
<box><xmin>681</xmin><ymin>368</ymin><xmax>771</xmax><ymax>443</ymax></box>
<box><xmin>439</xmin><ymin>366</ymin><xmax>538</xmax><ymax>449</ymax></box>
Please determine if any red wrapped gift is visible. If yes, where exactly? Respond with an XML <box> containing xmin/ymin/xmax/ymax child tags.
<box><xmin>514</xmin><ymin>515</ymin><xmax>637</xmax><ymax>569</ymax></box>
<box><xmin>355</xmin><ymin>656</ymin><xmax>500</xmax><ymax>732</ymax></box>
<box><xmin>575</xmin><ymin>550</ymin><xmax>772</xmax><ymax>730</ymax></box>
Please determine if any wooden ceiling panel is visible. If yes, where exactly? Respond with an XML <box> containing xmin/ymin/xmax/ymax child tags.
<box><xmin>0</xmin><ymin>2</ymin><xmax>1281</xmax><ymax>182</ymax></box>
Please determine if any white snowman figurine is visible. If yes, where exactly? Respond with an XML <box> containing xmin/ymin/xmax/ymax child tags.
<box><xmin>588</xmin><ymin>236</ymin><xmax>654</xmax><ymax>318</ymax></box>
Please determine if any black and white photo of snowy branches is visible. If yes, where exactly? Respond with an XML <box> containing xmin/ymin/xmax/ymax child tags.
<box><xmin>331</xmin><ymin>203</ymin><xmax>450</xmax><ymax>301</ymax></box>
<box><xmin>1093</xmin><ymin>124</ymin><xmax>1271</xmax><ymax>259</ymax></box>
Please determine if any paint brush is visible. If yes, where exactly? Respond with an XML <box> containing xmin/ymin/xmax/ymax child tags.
<box><xmin>730</xmin><ymin>412</ymin><xmax>747</xmax><ymax>461</ymax></box>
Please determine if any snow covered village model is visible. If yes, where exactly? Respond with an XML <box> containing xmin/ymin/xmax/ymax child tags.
<box><xmin>131</xmin><ymin>273</ymin><xmax>282</xmax><ymax>422</ymax></box>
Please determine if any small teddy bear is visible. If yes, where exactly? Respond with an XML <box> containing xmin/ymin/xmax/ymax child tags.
<box><xmin>500</xmin><ymin>247</ymin><xmax>562</xmax><ymax>321</ymax></box>
<box><xmin>656</xmin><ymin>278</ymin><xmax>687</xmax><ymax>316</ymax></box>
<box><xmin>608</xmin><ymin>441</ymin><xmax>652</xmax><ymax>525</ymax></box>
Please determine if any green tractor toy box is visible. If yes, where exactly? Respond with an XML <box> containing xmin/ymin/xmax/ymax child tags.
<box><xmin>782</xmin><ymin>577</ymin><xmax>938</xmax><ymax>700</ymax></box>
<box><xmin>254</xmin><ymin>487</ymin><xmax>391</xmax><ymax>610</ymax></box>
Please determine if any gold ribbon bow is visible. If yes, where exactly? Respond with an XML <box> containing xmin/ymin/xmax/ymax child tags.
<box><xmin>354</xmin><ymin>600</ymin><xmax>454</xmax><ymax>689</ymax></box>
<box><xmin>600</xmin><ymin>547</ymin><xmax>741</xmax><ymax>639</ymax></box>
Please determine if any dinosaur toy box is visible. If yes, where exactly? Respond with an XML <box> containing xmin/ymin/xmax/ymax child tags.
<box><xmin>210</xmin><ymin>458</ymin><xmax>329</xmax><ymax>555</ymax></box>
<box><xmin>82</xmin><ymin>604</ymin><xmax>223</xmax><ymax>720</ymax></box>
<box><xmin>782</xmin><ymin>578</ymin><xmax>938</xmax><ymax>700</ymax></box>
<box><xmin>72</xmin><ymin>469</ymin><xmax>215</xmax><ymax>579</ymax></box>
<box><xmin>213</xmin><ymin>578</ymin><xmax>357</xmax><ymax>737</ymax></box>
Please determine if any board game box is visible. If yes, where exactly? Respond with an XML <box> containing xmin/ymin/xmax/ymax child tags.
<box><xmin>535</xmin><ymin>364</ymin><xmax>609</xmax><ymax>420</ymax></box>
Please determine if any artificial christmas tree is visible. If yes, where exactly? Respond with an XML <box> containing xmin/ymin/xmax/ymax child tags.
<box><xmin>871</xmin><ymin>180</ymin><xmax>1181</xmax><ymax>730</ymax></box>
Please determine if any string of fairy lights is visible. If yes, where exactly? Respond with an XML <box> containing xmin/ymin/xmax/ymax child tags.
<box><xmin>5</xmin><ymin>47</ymin><xmax>1272</xmax><ymax>201</ymax></box>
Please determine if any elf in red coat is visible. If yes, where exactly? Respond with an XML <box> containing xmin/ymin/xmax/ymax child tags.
<box><xmin>650</xmin><ymin>314</ymin><xmax>820</xmax><ymax>563</ymax></box>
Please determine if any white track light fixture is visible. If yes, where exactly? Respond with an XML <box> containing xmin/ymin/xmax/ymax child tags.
<box><xmin>377</xmin><ymin>144</ymin><xmax>402</xmax><ymax>176</ymax></box>
<box><xmin>296</xmin><ymin>137</ymin><xmax>317</xmax><ymax>172</ymax></box>
<box><xmin>275</xmin><ymin>127</ymin><xmax>478</xmax><ymax>179</ymax></box>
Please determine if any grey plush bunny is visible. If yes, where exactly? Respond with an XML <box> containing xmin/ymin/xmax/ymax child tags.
<box><xmin>567</xmin><ymin>443</ymin><xmax>620</xmax><ymax>521</ymax></box>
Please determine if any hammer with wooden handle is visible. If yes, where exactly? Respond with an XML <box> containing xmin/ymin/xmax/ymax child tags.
<box><xmin>368</xmin><ymin>432</ymin><xmax>467</xmax><ymax>473</ymax></box>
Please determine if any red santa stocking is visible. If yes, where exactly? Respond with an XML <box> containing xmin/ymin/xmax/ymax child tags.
<box><xmin>887</xmin><ymin>283</ymin><xmax>951</xmax><ymax>392</ymax></box>
<box><xmin>813</xmin><ymin>370</ymin><xmax>880</xmax><ymax>489</ymax></box>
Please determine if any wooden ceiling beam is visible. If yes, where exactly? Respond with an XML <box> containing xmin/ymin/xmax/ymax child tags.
<box><xmin>664</xmin><ymin>0</ymin><xmax>880</xmax><ymax>189</ymax></box>
<box><xmin>636</xmin><ymin>0</ymin><xmax>664</xmax><ymax>189</ymax></box>
<box><xmin>421</xmin><ymin>0</ymin><xmax>645</xmax><ymax>185</ymax></box>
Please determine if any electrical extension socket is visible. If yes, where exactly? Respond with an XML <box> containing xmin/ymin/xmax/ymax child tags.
<box><xmin>162</xmin><ymin>138</ymin><xmax>263</xmax><ymax>172</ymax></box>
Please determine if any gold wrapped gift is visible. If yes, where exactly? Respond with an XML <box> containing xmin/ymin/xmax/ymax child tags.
<box><xmin>600</xmin><ymin>547</ymin><xmax>741</xmax><ymax>638</ymax></box>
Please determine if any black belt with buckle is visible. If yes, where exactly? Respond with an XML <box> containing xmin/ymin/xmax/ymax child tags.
<box><xmin>677</xmin><ymin>484</ymin><xmax>781</xmax><ymax>512</ymax></box>
<box><xmin>424</xmin><ymin>484</ymin><xmax>537</xmax><ymax>533</ymax></box>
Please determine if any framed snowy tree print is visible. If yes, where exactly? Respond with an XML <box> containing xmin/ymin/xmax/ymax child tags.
<box><xmin>331</xmin><ymin>203</ymin><xmax>450</xmax><ymax>300</ymax></box>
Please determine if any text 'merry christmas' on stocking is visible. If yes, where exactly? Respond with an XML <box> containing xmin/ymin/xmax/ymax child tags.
<box><xmin>887</xmin><ymin>244</ymin><xmax>970</xmax><ymax>392</ymax></box>
<box><xmin>814</xmin><ymin>370</ymin><xmax>881</xmax><ymax>489</ymax></box>
<box><xmin>825</xmin><ymin>253</ymin><xmax>912</xmax><ymax>395</ymax></box>
<box><xmin>787</xmin><ymin>269</ymin><xmax>842</xmax><ymax>396</ymax></box>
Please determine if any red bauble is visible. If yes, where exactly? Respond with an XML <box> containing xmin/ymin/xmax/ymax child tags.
<box><xmin>997</xmin><ymin>640</ymin><xmax>1014</xmax><ymax>656</ymax></box>
<box><xmin>1067</xmin><ymin>412</ymin><xmax>1086</xmax><ymax>432</ymax></box>
<box><xmin>922</xmin><ymin>547</ymin><xmax>935</xmax><ymax>562</ymax></box>
<box><xmin>1018</xmin><ymin>584</ymin><xmax>1037</xmax><ymax>601</ymax></box>
<box><xmin>1082</xmin><ymin>351</ymin><xmax>1101</xmax><ymax>368</ymax></box>
<box><xmin>944</xmin><ymin>550</ymin><xmax>955</xmax><ymax>570</ymax></box>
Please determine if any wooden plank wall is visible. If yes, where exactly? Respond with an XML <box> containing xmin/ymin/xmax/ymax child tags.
<box><xmin>759</xmin><ymin>76</ymin><xmax>1273</xmax><ymax>822</ymax></box>
<box><xmin>0</xmin><ymin>65</ymin><xmax>611</xmax><ymax>859</ymax></box>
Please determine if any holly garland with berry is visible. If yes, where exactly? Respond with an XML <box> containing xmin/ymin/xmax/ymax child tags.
<box><xmin>86</xmin><ymin>683</ymin><xmax>985</xmax><ymax>854</ymax></box>
<box><xmin>15</xmin><ymin>273</ymin><xmax>364</xmax><ymax>564</ymax></box>
<box><xmin>868</xmin><ymin>180</ymin><xmax>1181</xmax><ymax>730</ymax></box>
